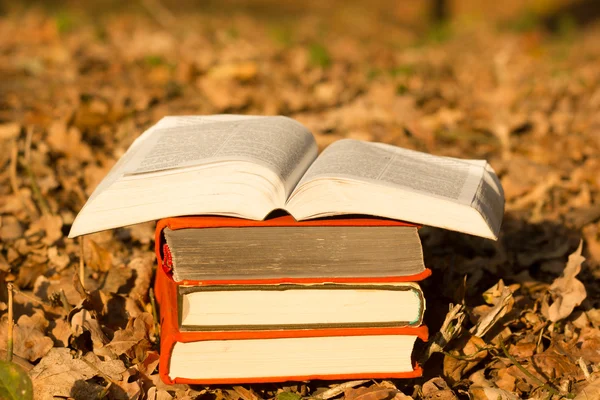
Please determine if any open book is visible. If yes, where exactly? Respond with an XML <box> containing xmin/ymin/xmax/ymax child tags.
<box><xmin>69</xmin><ymin>115</ymin><xmax>504</xmax><ymax>239</ymax></box>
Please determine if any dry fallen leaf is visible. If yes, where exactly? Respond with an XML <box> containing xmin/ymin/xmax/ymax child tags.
<box><xmin>25</xmin><ymin>215</ymin><xmax>63</xmax><ymax>246</ymax></box>
<box><xmin>0</xmin><ymin>314</ymin><xmax>53</xmax><ymax>362</ymax></box>
<box><xmin>443</xmin><ymin>335</ymin><xmax>488</xmax><ymax>384</ymax></box>
<box><xmin>29</xmin><ymin>348</ymin><xmax>126</xmax><ymax>400</ymax></box>
<box><xmin>574</xmin><ymin>377</ymin><xmax>600</xmax><ymax>400</ymax></box>
<box><xmin>543</xmin><ymin>241</ymin><xmax>587</xmax><ymax>322</ymax></box>
<box><xmin>344</xmin><ymin>385</ymin><xmax>398</xmax><ymax>400</ymax></box>
<box><xmin>471</xmin><ymin>282</ymin><xmax>514</xmax><ymax>337</ymax></box>
<box><xmin>421</xmin><ymin>378</ymin><xmax>457</xmax><ymax>400</ymax></box>
<box><xmin>85</xmin><ymin>239</ymin><xmax>113</xmax><ymax>273</ymax></box>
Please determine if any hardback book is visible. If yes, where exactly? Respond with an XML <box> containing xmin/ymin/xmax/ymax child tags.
<box><xmin>69</xmin><ymin>115</ymin><xmax>505</xmax><ymax>240</ymax></box>
<box><xmin>156</xmin><ymin>216</ymin><xmax>429</xmax><ymax>330</ymax></box>
<box><xmin>155</xmin><ymin>262</ymin><xmax>429</xmax><ymax>384</ymax></box>
<box><xmin>157</xmin><ymin>215</ymin><xmax>430</xmax><ymax>282</ymax></box>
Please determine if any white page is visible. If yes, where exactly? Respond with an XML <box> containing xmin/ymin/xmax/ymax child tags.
<box><xmin>295</xmin><ymin>139</ymin><xmax>484</xmax><ymax>206</ymax></box>
<box><xmin>124</xmin><ymin>116</ymin><xmax>317</xmax><ymax>196</ymax></box>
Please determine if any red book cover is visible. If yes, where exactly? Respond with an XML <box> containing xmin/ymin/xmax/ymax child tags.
<box><xmin>155</xmin><ymin>263</ymin><xmax>429</xmax><ymax>385</ymax></box>
<box><xmin>154</xmin><ymin>215</ymin><xmax>432</xmax><ymax>285</ymax></box>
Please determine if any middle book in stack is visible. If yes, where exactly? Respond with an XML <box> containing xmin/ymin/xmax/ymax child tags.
<box><xmin>154</xmin><ymin>215</ymin><xmax>430</xmax><ymax>385</ymax></box>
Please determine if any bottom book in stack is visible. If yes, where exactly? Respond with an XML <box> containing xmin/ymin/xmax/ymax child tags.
<box><xmin>155</xmin><ymin>262</ymin><xmax>429</xmax><ymax>384</ymax></box>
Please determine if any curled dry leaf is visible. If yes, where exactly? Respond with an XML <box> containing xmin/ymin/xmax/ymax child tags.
<box><xmin>422</xmin><ymin>303</ymin><xmax>466</xmax><ymax>362</ymax></box>
<box><xmin>471</xmin><ymin>282</ymin><xmax>514</xmax><ymax>338</ymax></box>
<box><xmin>543</xmin><ymin>241</ymin><xmax>587</xmax><ymax>322</ymax></box>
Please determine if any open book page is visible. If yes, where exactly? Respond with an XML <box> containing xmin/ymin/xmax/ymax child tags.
<box><xmin>289</xmin><ymin>139</ymin><xmax>504</xmax><ymax>237</ymax></box>
<box><xmin>294</xmin><ymin>139</ymin><xmax>485</xmax><ymax>206</ymax></box>
<box><xmin>124</xmin><ymin>116</ymin><xmax>317</xmax><ymax>196</ymax></box>
<box><xmin>84</xmin><ymin>115</ymin><xmax>262</xmax><ymax>205</ymax></box>
<box><xmin>471</xmin><ymin>164</ymin><xmax>505</xmax><ymax>237</ymax></box>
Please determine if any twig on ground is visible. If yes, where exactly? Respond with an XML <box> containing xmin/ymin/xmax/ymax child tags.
<box><xmin>79</xmin><ymin>237</ymin><xmax>85</xmax><ymax>289</ymax></box>
<box><xmin>24</xmin><ymin>126</ymin><xmax>33</xmax><ymax>163</ymax></box>
<box><xmin>11</xmin><ymin>286</ymin><xmax>56</xmax><ymax>312</ymax></box>
<box><xmin>9</xmin><ymin>140</ymin><xmax>36</xmax><ymax>217</ymax></box>
<box><xmin>7</xmin><ymin>283</ymin><xmax>14</xmax><ymax>362</ymax></box>
<box><xmin>149</xmin><ymin>288</ymin><xmax>161</xmax><ymax>339</ymax></box>
<box><xmin>19</xmin><ymin>156</ymin><xmax>51</xmax><ymax>216</ymax></box>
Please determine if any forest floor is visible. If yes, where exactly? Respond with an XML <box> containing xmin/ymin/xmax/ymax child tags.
<box><xmin>1</xmin><ymin>1</ymin><xmax>600</xmax><ymax>399</ymax></box>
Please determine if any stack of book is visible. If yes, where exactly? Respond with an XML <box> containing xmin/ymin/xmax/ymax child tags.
<box><xmin>154</xmin><ymin>215</ymin><xmax>431</xmax><ymax>383</ymax></box>
<box><xmin>68</xmin><ymin>115</ymin><xmax>504</xmax><ymax>384</ymax></box>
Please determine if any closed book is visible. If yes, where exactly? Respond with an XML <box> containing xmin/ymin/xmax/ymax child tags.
<box><xmin>155</xmin><ymin>264</ymin><xmax>429</xmax><ymax>384</ymax></box>
<box><xmin>156</xmin><ymin>215</ymin><xmax>431</xmax><ymax>284</ymax></box>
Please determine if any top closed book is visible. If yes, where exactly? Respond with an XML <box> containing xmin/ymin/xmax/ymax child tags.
<box><xmin>69</xmin><ymin>115</ymin><xmax>505</xmax><ymax>239</ymax></box>
<box><xmin>157</xmin><ymin>215</ymin><xmax>429</xmax><ymax>283</ymax></box>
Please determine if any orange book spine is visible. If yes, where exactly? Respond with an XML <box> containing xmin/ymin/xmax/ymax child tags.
<box><xmin>155</xmin><ymin>264</ymin><xmax>429</xmax><ymax>385</ymax></box>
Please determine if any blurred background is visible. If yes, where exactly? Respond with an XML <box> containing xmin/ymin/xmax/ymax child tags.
<box><xmin>1</xmin><ymin>1</ymin><xmax>600</xmax><ymax>398</ymax></box>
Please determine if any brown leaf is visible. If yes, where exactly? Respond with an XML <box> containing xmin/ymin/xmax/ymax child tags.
<box><xmin>0</xmin><ymin>215</ymin><xmax>23</xmax><ymax>241</ymax></box>
<box><xmin>25</xmin><ymin>215</ymin><xmax>63</xmax><ymax>246</ymax></box>
<box><xmin>471</xmin><ymin>282</ymin><xmax>514</xmax><ymax>337</ymax></box>
<box><xmin>508</xmin><ymin>342</ymin><xmax>536</xmax><ymax>359</ymax></box>
<box><xmin>574</xmin><ymin>378</ymin><xmax>600</xmax><ymax>400</ymax></box>
<box><xmin>344</xmin><ymin>385</ymin><xmax>398</xmax><ymax>400</ymax></box>
<box><xmin>106</xmin><ymin>313</ymin><xmax>153</xmax><ymax>358</ymax></box>
<box><xmin>70</xmin><ymin>309</ymin><xmax>109</xmax><ymax>351</ymax></box>
<box><xmin>233</xmin><ymin>386</ymin><xmax>262</xmax><ymax>400</ymax></box>
<box><xmin>147</xmin><ymin>387</ymin><xmax>174</xmax><ymax>400</ymax></box>
<box><xmin>0</xmin><ymin>122</ymin><xmax>20</xmax><ymax>140</ymax></box>
<box><xmin>86</xmin><ymin>239</ymin><xmax>113</xmax><ymax>273</ymax></box>
<box><xmin>531</xmin><ymin>343</ymin><xmax>582</xmax><ymax>381</ymax></box>
<box><xmin>443</xmin><ymin>335</ymin><xmax>488</xmax><ymax>384</ymax></box>
<box><xmin>30</xmin><ymin>348</ymin><xmax>126</xmax><ymax>400</ymax></box>
<box><xmin>47</xmin><ymin>246</ymin><xmax>70</xmax><ymax>270</ymax></box>
<box><xmin>470</xmin><ymin>387</ymin><xmax>519</xmax><ymax>400</ymax></box>
<box><xmin>0</xmin><ymin>313</ymin><xmax>53</xmax><ymax>361</ymax></box>
<box><xmin>421</xmin><ymin>378</ymin><xmax>457</xmax><ymax>400</ymax></box>
<box><xmin>494</xmin><ymin>368</ymin><xmax>517</xmax><ymax>392</ymax></box>
<box><xmin>208</xmin><ymin>62</ymin><xmax>258</xmax><ymax>82</ymax></box>
<box><xmin>137</xmin><ymin>350</ymin><xmax>160</xmax><ymax>376</ymax></box>
<box><xmin>544</xmin><ymin>241</ymin><xmax>587</xmax><ymax>322</ymax></box>
<box><xmin>128</xmin><ymin>252</ymin><xmax>154</xmax><ymax>300</ymax></box>
<box><xmin>50</xmin><ymin>318</ymin><xmax>72</xmax><ymax>347</ymax></box>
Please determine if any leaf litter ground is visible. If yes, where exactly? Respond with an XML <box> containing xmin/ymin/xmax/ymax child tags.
<box><xmin>1</xmin><ymin>1</ymin><xmax>600</xmax><ymax>399</ymax></box>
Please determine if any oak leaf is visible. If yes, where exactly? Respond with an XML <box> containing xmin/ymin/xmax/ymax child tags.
<box><xmin>544</xmin><ymin>241</ymin><xmax>587</xmax><ymax>322</ymax></box>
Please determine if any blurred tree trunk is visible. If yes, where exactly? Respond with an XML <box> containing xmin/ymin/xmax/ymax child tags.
<box><xmin>431</xmin><ymin>0</ymin><xmax>448</xmax><ymax>23</ymax></box>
